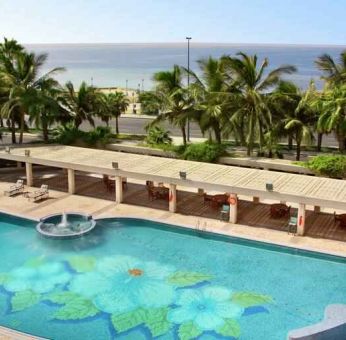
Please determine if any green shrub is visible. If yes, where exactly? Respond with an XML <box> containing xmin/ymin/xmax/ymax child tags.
<box><xmin>53</xmin><ymin>124</ymin><xmax>86</xmax><ymax>145</ymax></box>
<box><xmin>84</xmin><ymin>126</ymin><xmax>113</xmax><ymax>146</ymax></box>
<box><xmin>181</xmin><ymin>142</ymin><xmax>225</xmax><ymax>163</ymax></box>
<box><xmin>54</xmin><ymin>125</ymin><xmax>113</xmax><ymax>147</ymax></box>
<box><xmin>304</xmin><ymin>155</ymin><xmax>346</xmax><ymax>178</ymax></box>
<box><xmin>145</xmin><ymin>126</ymin><xmax>172</xmax><ymax>146</ymax></box>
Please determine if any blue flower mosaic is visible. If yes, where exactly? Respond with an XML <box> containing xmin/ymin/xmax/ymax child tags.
<box><xmin>0</xmin><ymin>255</ymin><xmax>273</xmax><ymax>339</ymax></box>
<box><xmin>168</xmin><ymin>286</ymin><xmax>244</xmax><ymax>331</ymax></box>
<box><xmin>69</xmin><ymin>256</ymin><xmax>175</xmax><ymax>314</ymax></box>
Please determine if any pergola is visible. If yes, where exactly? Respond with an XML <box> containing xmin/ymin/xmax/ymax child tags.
<box><xmin>1</xmin><ymin>145</ymin><xmax>346</xmax><ymax>235</ymax></box>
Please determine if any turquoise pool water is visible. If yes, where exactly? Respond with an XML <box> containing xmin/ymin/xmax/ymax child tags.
<box><xmin>0</xmin><ymin>213</ymin><xmax>345</xmax><ymax>339</ymax></box>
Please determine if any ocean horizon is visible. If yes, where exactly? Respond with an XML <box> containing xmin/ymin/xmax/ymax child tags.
<box><xmin>26</xmin><ymin>43</ymin><xmax>346</xmax><ymax>90</ymax></box>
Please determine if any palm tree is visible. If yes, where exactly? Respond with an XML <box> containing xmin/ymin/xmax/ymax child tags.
<box><xmin>222</xmin><ymin>53</ymin><xmax>296</xmax><ymax>155</ymax></box>
<box><xmin>186</xmin><ymin>57</ymin><xmax>235</xmax><ymax>144</ymax></box>
<box><xmin>0</xmin><ymin>38</ymin><xmax>24</xmax><ymax>59</ymax></box>
<box><xmin>28</xmin><ymin>77</ymin><xmax>67</xmax><ymax>143</ymax></box>
<box><xmin>98</xmin><ymin>92</ymin><xmax>129</xmax><ymax>134</ymax></box>
<box><xmin>0</xmin><ymin>49</ymin><xmax>64</xmax><ymax>143</ymax></box>
<box><xmin>314</xmin><ymin>84</ymin><xmax>346</xmax><ymax>152</ymax></box>
<box><xmin>62</xmin><ymin>81</ymin><xmax>97</xmax><ymax>129</ymax></box>
<box><xmin>315</xmin><ymin>50</ymin><xmax>346</xmax><ymax>86</ymax></box>
<box><xmin>151</xmin><ymin>65</ymin><xmax>192</xmax><ymax>145</ymax></box>
<box><xmin>0</xmin><ymin>38</ymin><xmax>24</xmax><ymax>138</ymax></box>
<box><xmin>138</xmin><ymin>91</ymin><xmax>160</xmax><ymax>115</ymax></box>
<box><xmin>278</xmin><ymin>83</ymin><xmax>315</xmax><ymax>160</ymax></box>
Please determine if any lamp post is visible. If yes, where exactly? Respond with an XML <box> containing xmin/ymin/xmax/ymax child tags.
<box><xmin>186</xmin><ymin>37</ymin><xmax>192</xmax><ymax>142</ymax></box>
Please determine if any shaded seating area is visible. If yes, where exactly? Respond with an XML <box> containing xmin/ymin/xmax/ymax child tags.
<box><xmin>203</xmin><ymin>193</ymin><xmax>230</xmax><ymax>209</ymax></box>
<box><xmin>3</xmin><ymin>179</ymin><xmax>24</xmax><ymax>196</ymax></box>
<box><xmin>1</xmin><ymin>166</ymin><xmax>345</xmax><ymax>242</ymax></box>
<box><xmin>270</xmin><ymin>203</ymin><xmax>291</xmax><ymax>218</ymax></box>
<box><xmin>146</xmin><ymin>181</ymin><xmax>169</xmax><ymax>201</ymax></box>
<box><xmin>103</xmin><ymin>175</ymin><xmax>127</xmax><ymax>192</ymax></box>
<box><xmin>334</xmin><ymin>213</ymin><xmax>346</xmax><ymax>228</ymax></box>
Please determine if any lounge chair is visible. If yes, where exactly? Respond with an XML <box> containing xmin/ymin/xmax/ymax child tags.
<box><xmin>287</xmin><ymin>215</ymin><xmax>298</xmax><ymax>234</ymax></box>
<box><xmin>220</xmin><ymin>204</ymin><xmax>230</xmax><ymax>221</ymax></box>
<box><xmin>4</xmin><ymin>180</ymin><xmax>24</xmax><ymax>196</ymax></box>
<box><xmin>27</xmin><ymin>185</ymin><xmax>49</xmax><ymax>202</ymax></box>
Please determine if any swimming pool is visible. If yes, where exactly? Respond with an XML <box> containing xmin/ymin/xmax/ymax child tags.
<box><xmin>0</xmin><ymin>213</ymin><xmax>345</xmax><ymax>339</ymax></box>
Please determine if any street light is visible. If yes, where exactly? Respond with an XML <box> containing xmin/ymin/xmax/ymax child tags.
<box><xmin>186</xmin><ymin>37</ymin><xmax>192</xmax><ymax>142</ymax></box>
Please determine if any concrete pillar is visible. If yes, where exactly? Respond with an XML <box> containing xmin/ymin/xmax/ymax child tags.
<box><xmin>314</xmin><ymin>206</ymin><xmax>321</xmax><ymax>213</ymax></box>
<box><xmin>229</xmin><ymin>193</ymin><xmax>238</xmax><ymax>224</ymax></box>
<box><xmin>253</xmin><ymin>197</ymin><xmax>260</xmax><ymax>204</ymax></box>
<box><xmin>169</xmin><ymin>184</ymin><xmax>177</xmax><ymax>213</ymax></box>
<box><xmin>297</xmin><ymin>203</ymin><xmax>306</xmax><ymax>236</ymax></box>
<box><xmin>198</xmin><ymin>188</ymin><xmax>204</xmax><ymax>196</ymax></box>
<box><xmin>115</xmin><ymin>176</ymin><xmax>123</xmax><ymax>204</ymax></box>
<box><xmin>67</xmin><ymin>169</ymin><xmax>75</xmax><ymax>194</ymax></box>
<box><xmin>25</xmin><ymin>162</ymin><xmax>33</xmax><ymax>186</ymax></box>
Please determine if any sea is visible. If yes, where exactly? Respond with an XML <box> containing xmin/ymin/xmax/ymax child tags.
<box><xmin>26</xmin><ymin>43</ymin><xmax>345</xmax><ymax>90</ymax></box>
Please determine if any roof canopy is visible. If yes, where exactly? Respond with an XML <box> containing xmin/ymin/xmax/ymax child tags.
<box><xmin>1</xmin><ymin>145</ymin><xmax>345</xmax><ymax>210</ymax></box>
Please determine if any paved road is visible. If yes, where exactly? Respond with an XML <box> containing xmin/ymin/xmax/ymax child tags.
<box><xmin>79</xmin><ymin>116</ymin><xmax>203</xmax><ymax>138</ymax></box>
<box><xmin>1</xmin><ymin>116</ymin><xmax>339</xmax><ymax>148</ymax></box>
<box><xmin>81</xmin><ymin>116</ymin><xmax>339</xmax><ymax>148</ymax></box>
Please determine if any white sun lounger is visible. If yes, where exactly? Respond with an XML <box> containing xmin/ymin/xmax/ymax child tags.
<box><xmin>4</xmin><ymin>180</ymin><xmax>24</xmax><ymax>196</ymax></box>
<box><xmin>27</xmin><ymin>185</ymin><xmax>49</xmax><ymax>202</ymax></box>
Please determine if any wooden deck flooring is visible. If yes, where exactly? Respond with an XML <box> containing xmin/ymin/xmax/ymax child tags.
<box><xmin>3</xmin><ymin>168</ymin><xmax>346</xmax><ymax>242</ymax></box>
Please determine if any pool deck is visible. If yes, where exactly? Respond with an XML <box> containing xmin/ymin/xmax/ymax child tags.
<box><xmin>0</xmin><ymin>325</ymin><xmax>44</xmax><ymax>340</ymax></box>
<box><xmin>0</xmin><ymin>176</ymin><xmax>345</xmax><ymax>257</ymax></box>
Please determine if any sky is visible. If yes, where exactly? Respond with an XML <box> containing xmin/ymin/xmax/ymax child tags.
<box><xmin>0</xmin><ymin>0</ymin><xmax>345</xmax><ymax>45</ymax></box>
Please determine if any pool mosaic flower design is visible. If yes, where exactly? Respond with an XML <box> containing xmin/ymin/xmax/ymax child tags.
<box><xmin>0</xmin><ymin>255</ymin><xmax>273</xmax><ymax>339</ymax></box>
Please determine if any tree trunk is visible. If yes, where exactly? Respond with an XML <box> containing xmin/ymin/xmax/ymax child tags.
<box><xmin>181</xmin><ymin>126</ymin><xmax>187</xmax><ymax>145</ymax></box>
<box><xmin>42</xmin><ymin>120</ymin><xmax>49</xmax><ymax>143</ymax></box>
<box><xmin>317</xmin><ymin>133</ymin><xmax>323</xmax><ymax>152</ymax></box>
<box><xmin>115</xmin><ymin>116</ymin><xmax>119</xmax><ymax>135</ymax></box>
<box><xmin>296</xmin><ymin>142</ymin><xmax>301</xmax><ymax>161</ymax></box>
<box><xmin>10</xmin><ymin>118</ymin><xmax>16</xmax><ymax>144</ymax></box>
<box><xmin>288</xmin><ymin>136</ymin><xmax>293</xmax><ymax>150</ymax></box>
<box><xmin>0</xmin><ymin>119</ymin><xmax>3</xmax><ymax>128</ymax></box>
<box><xmin>213</xmin><ymin>125</ymin><xmax>222</xmax><ymax>144</ymax></box>
<box><xmin>336</xmin><ymin>132</ymin><xmax>345</xmax><ymax>153</ymax></box>
<box><xmin>247</xmin><ymin>113</ymin><xmax>255</xmax><ymax>156</ymax></box>
<box><xmin>19</xmin><ymin>111</ymin><xmax>25</xmax><ymax>144</ymax></box>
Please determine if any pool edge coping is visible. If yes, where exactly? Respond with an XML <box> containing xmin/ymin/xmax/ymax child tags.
<box><xmin>1</xmin><ymin>208</ymin><xmax>345</xmax><ymax>259</ymax></box>
<box><xmin>95</xmin><ymin>214</ymin><xmax>346</xmax><ymax>259</ymax></box>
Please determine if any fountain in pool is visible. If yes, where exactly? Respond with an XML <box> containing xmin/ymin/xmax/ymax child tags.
<box><xmin>36</xmin><ymin>212</ymin><xmax>97</xmax><ymax>238</ymax></box>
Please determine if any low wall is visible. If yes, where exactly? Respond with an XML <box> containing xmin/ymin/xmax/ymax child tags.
<box><xmin>106</xmin><ymin>143</ymin><xmax>176</xmax><ymax>158</ymax></box>
<box><xmin>106</xmin><ymin>143</ymin><xmax>314</xmax><ymax>175</ymax></box>
<box><xmin>218</xmin><ymin>157</ymin><xmax>314</xmax><ymax>175</ymax></box>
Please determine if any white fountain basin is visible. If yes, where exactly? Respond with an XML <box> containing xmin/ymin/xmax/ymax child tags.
<box><xmin>36</xmin><ymin>213</ymin><xmax>97</xmax><ymax>238</ymax></box>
